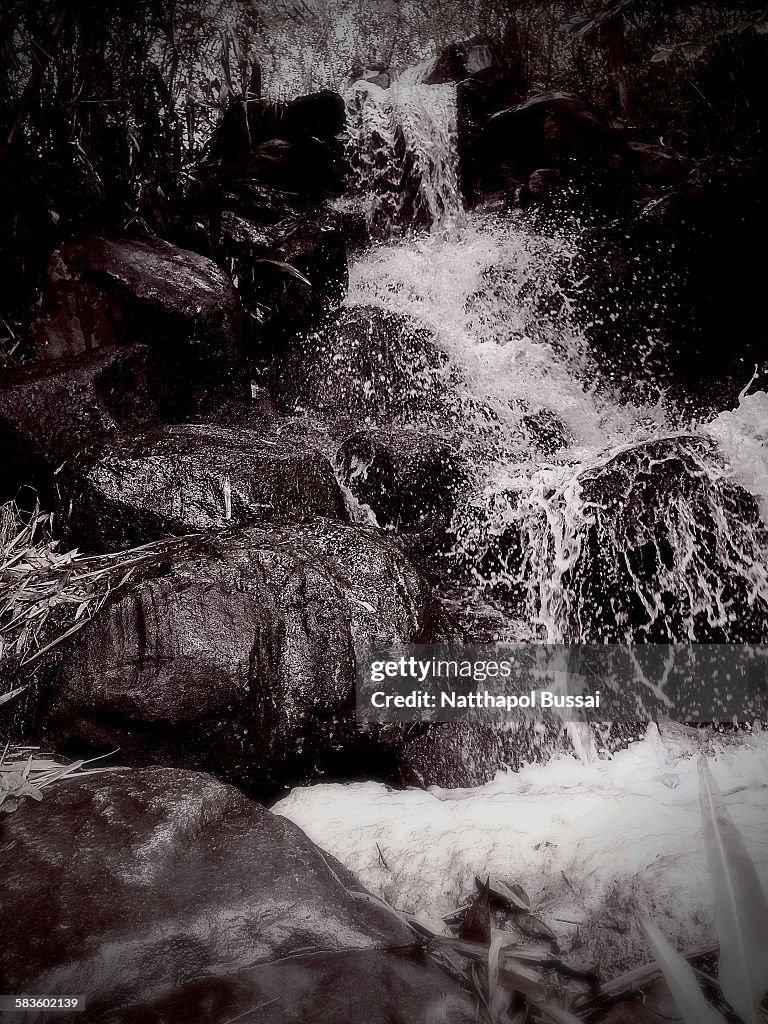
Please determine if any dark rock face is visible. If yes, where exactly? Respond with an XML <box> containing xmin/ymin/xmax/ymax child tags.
<box><xmin>395</xmin><ymin>720</ymin><xmax>580</xmax><ymax>788</ymax></box>
<box><xmin>203</xmin><ymin>91</ymin><xmax>346</xmax><ymax>199</ymax></box>
<box><xmin>66</xmin><ymin>423</ymin><xmax>348</xmax><ymax>551</ymax></box>
<box><xmin>349</xmin><ymin>64</ymin><xmax>392</xmax><ymax>89</ymax></box>
<box><xmin>425</xmin><ymin>36</ymin><xmax>501</xmax><ymax>85</ymax></box>
<box><xmin>30</xmin><ymin>235</ymin><xmax>249</xmax><ymax>406</ymax></box>
<box><xmin>0</xmin><ymin>768</ymin><xmax>472</xmax><ymax>1023</ymax></box>
<box><xmin>337</xmin><ymin>428</ymin><xmax>466</xmax><ymax>532</ymax></box>
<box><xmin>0</xmin><ymin>347</ymin><xmax>171</xmax><ymax>505</ymax></box>
<box><xmin>215</xmin><ymin>204</ymin><xmax>348</xmax><ymax>343</ymax></box>
<box><xmin>270</xmin><ymin>306</ymin><xmax>456</xmax><ymax>426</ymax></box>
<box><xmin>478</xmin><ymin>91</ymin><xmax>617</xmax><ymax>193</ymax></box>
<box><xmin>46</xmin><ymin>520</ymin><xmax>444</xmax><ymax>790</ymax></box>
<box><xmin>567</xmin><ymin>437</ymin><xmax>768</xmax><ymax>642</ymax></box>
<box><xmin>283</xmin><ymin>90</ymin><xmax>346</xmax><ymax>139</ymax></box>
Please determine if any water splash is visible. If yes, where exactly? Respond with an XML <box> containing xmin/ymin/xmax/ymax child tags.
<box><xmin>705</xmin><ymin>388</ymin><xmax>768</xmax><ymax>523</ymax></box>
<box><xmin>344</xmin><ymin>80</ymin><xmax>466</xmax><ymax>237</ymax></box>
<box><xmin>344</xmin><ymin>210</ymin><xmax>768</xmax><ymax>642</ymax></box>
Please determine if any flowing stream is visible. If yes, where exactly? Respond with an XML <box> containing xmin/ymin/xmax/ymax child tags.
<box><xmin>276</xmin><ymin>80</ymin><xmax>768</xmax><ymax>962</ymax></box>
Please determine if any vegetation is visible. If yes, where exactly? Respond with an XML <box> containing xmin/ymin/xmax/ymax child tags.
<box><xmin>0</xmin><ymin>501</ymin><xmax>197</xmax><ymax>676</ymax></box>
<box><xmin>0</xmin><ymin>742</ymin><xmax>117</xmax><ymax>815</ymax></box>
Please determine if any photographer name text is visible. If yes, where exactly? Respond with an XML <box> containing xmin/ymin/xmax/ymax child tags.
<box><xmin>369</xmin><ymin>689</ymin><xmax>600</xmax><ymax>710</ymax></box>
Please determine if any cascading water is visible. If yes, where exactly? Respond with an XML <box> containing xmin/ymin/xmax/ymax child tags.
<box><xmin>344</xmin><ymin>79</ymin><xmax>466</xmax><ymax>237</ymax></box>
<box><xmin>276</xmin><ymin>80</ymin><xmax>768</xmax><ymax>963</ymax></box>
<box><xmin>341</xmin><ymin>84</ymin><xmax>768</xmax><ymax>646</ymax></box>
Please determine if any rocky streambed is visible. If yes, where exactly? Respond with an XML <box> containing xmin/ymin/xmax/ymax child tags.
<box><xmin>1</xmin><ymin>38</ymin><xmax>768</xmax><ymax>1024</ymax></box>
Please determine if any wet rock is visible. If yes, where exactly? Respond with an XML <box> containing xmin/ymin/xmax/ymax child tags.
<box><xmin>0</xmin><ymin>768</ymin><xmax>472</xmax><ymax>1023</ymax></box>
<box><xmin>283</xmin><ymin>90</ymin><xmax>346</xmax><ymax>139</ymax></box>
<box><xmin>395</xmin><ymin>721</ymin><xmax>643</xmax><ymax>788</ymax></box>
<box><xmin>423</xmin><ymin>36</ymin><xmax>528</xmax><ymax>202</ymax></box>
<box><xmin>350</xmin><ymin>63</ymin><xmax>392</xmax><ymax>89</ymax></box>
<box><xmin>519</xmin><ymin>168</ymin><xmax>565</xmax><ymax>207</ymax></box>
<box><xmin>519</xmin><ymin>409</ymin><xmax>571</xmax><ymax>454</ymax></box>
<box><xmin>395</xmin><ymin>721</ymin><xmax>568</xmax><ymax>787</ymax></box>
<box><xmin>455</xmin><ymin>435</ymin><xmax>768</xmax><ymax>644</ymax></box>
<box><xmin>625</xmin><ymin>141</ymin><xmax>688</xmax><ymax>186</ymax></box>
<box><xmin>425</xmin><ymin>36</ymin><xmax>498</xmax><ymax>85</ymax></box>
<box><xmin>218</xmin><ymin>205</ymin><xmax>348</xmax><ymax>341</ymax></box>
<box><xmin>270</xmin><ymin>305</ymin><xmax>456</xmax><ymax>427</ymax></box>
<box><xmin>66</xmin><ymin>423</ymin><xmax>348</xmax><ymax>551</ymax></box>
<box><xmin>202</xmin><ymin>91</ymin><xmax>345</xmax><ymax>194</ymax></box>
<box><xmin>46</xmin><ymin>519</ymin><xmax>444</xmax><ymax>790</ymax></box>
<box><xmin>30</xmin><ymin>234</ymin><xmax>249</xmax><ymax>406</ymax></box>
<box><xmin>0</xmin><ymin>347</ymin><xmax>172</xmax><ymax>506</ymax></box>
<box><xmin>567</xmin><ymin>437</ymin><xmax>768</xmax><ymax>642</ymax></box>
<box><xmin>336</xmin><ymin>428</ymin><xmax>466</xmax><ymax>532</ymax></box>
<box><xmin>476</xmin><ymin>90</ymin><xmax>618</xmax><ymax>195</ymax></box>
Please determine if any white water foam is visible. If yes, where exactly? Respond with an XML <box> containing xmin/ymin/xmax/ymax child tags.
<box><xmin>276</xmin><ymin>724</ymin><xmax>768</xmax><ymax>974</ymax></box>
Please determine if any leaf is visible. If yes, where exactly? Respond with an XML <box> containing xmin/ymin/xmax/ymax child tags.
<box><xmin>459</xmin><ymin>878</ymin><xmax>492</xmax><ymax>943</ymax></box>
<box><xmin>253</xmin><ymin>258</ymin><xmax>312</xmax><ymax>287</ymax></box>
<box><xmin>483</xmin><ymin>875</ymin><xmax>531</xmax><ymax>911</ymax></box>
<box><xmin>699</xmin><ymin>755</ymin><xmax>768</xmax><ymax>1023</ymax></box>
<box><xmin>651</xmin><ymin>46</ymin><xmax>676</xmax><ymax>62</ymax></box>
<box><xmin>497</xmin><ymin>961</ymin><xmax>547</xmax><ymax>1001</ymax></box>
<box><xmin>640</xmin><ymin>916</ymin><xmax>726</xmax><ymax>1024</ymax></box>
<box><xmin>488</xmin><ymin>929</ymin><xmax>513</xmax><ymax>1021</ymax></box>
<box><xmin>536</xmin><ymin>1000</ymin><xmax>584</xmax><ymax>1024</ymax></box>
<box><xmin>0</xmin><ymin>685</ymin><xmax>25</xmax><ymax>706</ymax></box>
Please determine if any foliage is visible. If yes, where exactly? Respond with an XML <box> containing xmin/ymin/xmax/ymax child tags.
<box><xmin>0</xmin><ymin>743</ymin><xmax>118</xmax><ymax>815</ymax></box>
<box><xmin>0</xmin><ymin>500</ymin><xmax>197</xmax><ymax>673</ymax></box>
<box><xmin>642</xmin><ymin>756</ymin><xmax>768</xmax><ymax>1024</ymax></box>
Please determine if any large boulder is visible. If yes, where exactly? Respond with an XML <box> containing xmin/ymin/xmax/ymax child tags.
<box><xmin>0</xmin><ymin>347</ymin><xmax>173</xmax><ymax>506</ymax></box>
<box><xmin>270</xmin><ymin>306</ymin><xmax>456</xmax><ymax>427</ymax></box>
<box><xmin>0</xmin><ymin>768</ymin><xmax>472</xmax><ymax>1023</ymax></box>
<box><xmin>30</xmin><ymin>235</ymin><xmax>249</xmax><ymax>407</ymax></box>
<box><xmin>425</xmin><ymin>37</ymin><xmax>497</xmax><ymax>84</ymax></box>
<box><xmin>336</xmin><ymin>428</ymin><xmax>467</xmax><ymax>550</ymax></box>
<box><xmin>66</xmin><ymin>423</ymin><xmax>349</xmax><ymax>551</ymax></box>
<box><xmin>201</xmin><ymin>91</ymin><xmax>345</xmax><ymax>199</ymax></box>
<box><xmin>45</xmin><ymin>519</ymin><xmax>446</xmax><ymax>790</ymax></box>
<box><xmin>567</xmin><ymin>436</ymin><xmax>768</xmax><ymax>642</ymax></box>
<box><xmin>454</xmin><ymin>436</ymin><xmax>768</xmax><ymax>643</ymax></box>
<box><xmin>394</xmin><ymin>720</ymin><xmax>575</xmax><ymax>788</ymax></box>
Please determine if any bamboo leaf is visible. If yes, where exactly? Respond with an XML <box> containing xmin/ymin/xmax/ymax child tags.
<box><xmin>0</xmin><ymin>685</ymin><xmax>25</xmax><ymax>706</ymax></box>
<box><xmin>487</xmin><ymin>929</ymin><xmax>514</xmax><ymax>1020</ymax></box>
<box><xmin>640</xmin><ymin>917</ymin><xmax>726</xmax><ymax>1024</ymax></box>
<box><xmin>253</xmin><ymin>258</ymin><xmax>312</xmax><ymax>287</ymax></box>
<box><xmin>699</xmin><ymin>755</ymin><xmax>768</xmax><ymax>1023</ymax></box>
<box><xmin>536</xmin><ymin>1000</ymin><xmax>584</xmax><ymax>1024</ymax></box>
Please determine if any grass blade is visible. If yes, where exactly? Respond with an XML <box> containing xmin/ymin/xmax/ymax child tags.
<box><xmin>699</xmin><ymin>754</ymin><xmax>768</xmax><ymax>1023</ymax></box>
<box><xmin>253</xmin><ymin>257</ymin><xmax>312</xmax><ymax>287</ymax></box>
<box><xmin>536</xmin><ymin>1000</ymin><xmax>585</xmax><ymax>1024</ymax></box>
<box><xmin>640</xmin><ymin>917</ymin><xmax>726</xmax><ymax>1024</ymax></box>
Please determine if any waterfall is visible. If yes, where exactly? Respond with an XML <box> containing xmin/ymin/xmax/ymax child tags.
<box><xmin>343</xmin><ymin>204</ymin><xmax>768</xmax><ymax>644</ymax></box>
<box><xmin>344</xmin><ymin>80</ymin><xmax>466</xmax><ymax>237</ymax></box>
